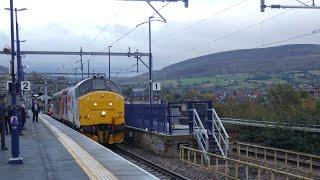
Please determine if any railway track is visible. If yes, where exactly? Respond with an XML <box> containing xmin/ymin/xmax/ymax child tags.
<box><xmin>112</xmin><ymin>146</ymin><xmax>189</xmax><ymax>180</ymax></box>
<box><xmin>49</xmin><ymin>114</ymin><xmax>188</xmax><ymax>179</ymax></box>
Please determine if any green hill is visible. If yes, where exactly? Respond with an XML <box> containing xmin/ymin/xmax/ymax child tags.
<box><xmin>152</xmin><ymin>44</ymin><xmax>320</xmax><ymax>80</ymax></box>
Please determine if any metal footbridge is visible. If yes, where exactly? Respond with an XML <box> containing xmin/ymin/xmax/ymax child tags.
<box><xmin>220</xmin><ymin>118</ymin><xmax>320</xmax><ymax>133</ymax></box>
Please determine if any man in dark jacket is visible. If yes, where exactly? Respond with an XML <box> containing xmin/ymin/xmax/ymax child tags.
<box><xmin>5</xmin><ymin>106</ymin><xmax>11</xmax><ymax>135</ymax></box>
<box><xmin>32</xmin><ymin>100</ymin><xmax>40</xmax><ymax>122</ymax></box>
<box><xmin>20</xmin><ymin>104</ymin><xmax>26</xmax><ymax>130</ymax></box>
<box><xmin>0</xmin><ymin>100</ymin><xmax>8</xmax><ymax>150</ymax></box>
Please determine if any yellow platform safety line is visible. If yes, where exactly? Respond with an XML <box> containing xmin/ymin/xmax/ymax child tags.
<box><xmin>40</xmin><ymin>114</ymin><xmax>119</xmax><ymax>180</ymax></box>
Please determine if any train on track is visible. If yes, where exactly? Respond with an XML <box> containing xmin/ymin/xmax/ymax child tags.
<box><xmin>51</xmin><ymin>76</ymin><xmax>125</xmax><ymax>145</ymax></box>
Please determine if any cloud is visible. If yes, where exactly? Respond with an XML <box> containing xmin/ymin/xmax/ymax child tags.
<box><xmin>0</xmin><ymin>0</ymin><xmax>320</xmax><ymax>77</ymax></box>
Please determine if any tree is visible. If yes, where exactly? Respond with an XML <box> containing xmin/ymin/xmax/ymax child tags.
<box><xmin>122</xmin><ymin>87</ymin><xmax>133</xmax><ymax>97</ymax></box>
<box><xmin>199</xmin><ymin>92</ymin><xmax>215</xmax><ymax>101</ymax></box>
<box><xmin>267</xmin><ymin>84</ymin><xmax>302</xmax><ymax>123</ymax></box>
<box><xmin>183</xmin><ymin>89</ymin><xmax>200</xmax><ymax>101</ymax></box>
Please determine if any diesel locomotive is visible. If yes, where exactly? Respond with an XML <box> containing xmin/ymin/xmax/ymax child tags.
<box><xmin>51</xmin><ymin>76</ymin><xmax>124</xmax><ymax>144</ymax></box>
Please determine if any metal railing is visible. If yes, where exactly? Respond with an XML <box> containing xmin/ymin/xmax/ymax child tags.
<box><xmin>210</xmin><ymin>108</ymin><xmax>229</xmax><ymax>157</ymax></box>
<box><xmin>180</xmin><ymin>145</ymin><xmax>313</xmax><ymax>180</ymax></box>
<box><xmin>233</xmin><ymin>142</ymin><xmax>320</xmax><ymax>178</ymax></box>
<box><xmin>221</xmin><ymin>118</ymin><xmax>320</xmax><ymax>133</ymax></box>
<box><xmin>191</xmin><ymin>109</ymin><xmax>209</xmax><ymax>161</ymax></box>
<box><xmin>125</xmin><ymin>104</ymin><xmax>170</xmax><ymax>134</ymax></box>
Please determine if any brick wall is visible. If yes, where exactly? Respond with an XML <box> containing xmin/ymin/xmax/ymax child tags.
<box><xmin>125</xmin><ymin>127</ymin><xmax>197</xmax><ymax>157</ymax></box>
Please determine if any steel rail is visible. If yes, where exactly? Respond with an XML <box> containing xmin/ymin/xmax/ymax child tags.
<box><xmin>112</xmin><ymin>146</ymin><xmax>189</xmax><ymax>180</ymax></box>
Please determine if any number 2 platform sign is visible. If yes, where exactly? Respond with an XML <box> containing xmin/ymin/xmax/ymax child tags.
<box><xmin>21</xmin><ymin>81</ymin><xmax>31</xmax><ymax>91</ymax></box>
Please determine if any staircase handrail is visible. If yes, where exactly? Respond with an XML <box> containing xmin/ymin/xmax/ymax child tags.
<box><xmin>210</xmin><ymin>108</ymin><xmax>229</xmax><ymax>139</ymax></box>
<box><xmin>191</xmin><ymin>109</ymin><xmax>210</xmax><ymax>161</ymax></box>
<box><xmin>212</xmin><ymin>120</ymin><xmax>228</xmax><ymax>146</ymax></box>
<box><xmin>209</xmin><ymin>108</ymin><xmax>229</xmax><ymax>157</ymax></box>
<box><xmin>193</xmin><ymin>109</ymin><xmax>209</xmax><ymax>139</ymax></box>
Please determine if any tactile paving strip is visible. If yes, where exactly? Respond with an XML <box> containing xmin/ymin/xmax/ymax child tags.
<box><xmin>41</xmin><ymin>115</ymin><xmax>118</xmax><ymax>180</ymax></box>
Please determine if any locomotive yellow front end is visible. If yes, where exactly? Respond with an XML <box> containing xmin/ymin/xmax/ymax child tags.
<box><xmin>79</xmin><ymin>91</ymin><xmax>125</xmax><ymax>144</ymax></box>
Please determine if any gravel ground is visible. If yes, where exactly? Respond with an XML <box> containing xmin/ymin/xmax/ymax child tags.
<box><xmin>116</xmin><ymin>143</ymin><xmax>218</xmax><ymax>180</ymax></box>
<box><xmin>116</xmin><ymin>143</ymin><xmax>320</xmax><ymax>180</ymax></box>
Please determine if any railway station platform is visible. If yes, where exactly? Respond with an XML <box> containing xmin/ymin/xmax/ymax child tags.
<box><xmin>0</xmin><ymin>113</ymin><xmax>158</xmax><ymax>180</ymax></box>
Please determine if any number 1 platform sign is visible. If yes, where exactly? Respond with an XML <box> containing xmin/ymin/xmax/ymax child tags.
<box><xmin>153</xmin><ymin>82</ymin><xmax>161</xmax><ymax>91</ymax></box>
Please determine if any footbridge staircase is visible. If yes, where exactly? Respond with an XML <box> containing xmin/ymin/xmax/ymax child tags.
<box><xmin>188</xmin><ymin>101</ymin><xmax>229</xmax><ymax>161</ymax></box>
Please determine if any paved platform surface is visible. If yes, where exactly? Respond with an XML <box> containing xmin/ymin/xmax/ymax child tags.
<box><xmin>0</xmin><ymin>115</ymin><xmax>88</xmax><ymax>180</ymax></box>
<box><xmin>40</xmin><ymin>114</ymin><xmax>157</xmax><ymax>180</ymax></box>
<box><xmin>172</xmin><ymin>124</ymin><xmax>190</xmax><ymax>135</ymax></box>
<box><xmin>0</xmin><ymin>114</ymin><xmax>158</xmax><ymax>180</ymax></box>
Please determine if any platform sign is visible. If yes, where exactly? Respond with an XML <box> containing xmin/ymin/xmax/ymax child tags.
<box><xmin>21</xmin><ymin>81</ymin><xmax>31</xmax><ymax>91</ymax></box>
<box><xmin>0</xmin><ymin>81</ymin><xmax>8</xmax><ymax>94</ymax></box>
<box><xmin>152</xmin><ymin>82</ymin><xmax>161</xmax><ymax>91</ymax></box>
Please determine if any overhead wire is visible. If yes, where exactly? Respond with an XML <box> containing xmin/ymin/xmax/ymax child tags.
<box><xmin>166</xmin><ymin>8</ymin><xmax>295</xmax><ymax>62</ymax></box>
<box><xmin>295</xmin><ymin>0</ymin><xmax>310</xmax><ymax>6</ymax></box>
<box><xmin>207</xmin><ymin>27</ymin><xmax>320</xmax><ymax>54</ymax></box>
<box><xmin>256</xmin><ymin>27</ymin><xmax>320</xmax><ymax>48</ymax></box>
<box><xmin>105</xmin><ymin>0</ymin><xmax>250</xmax><ymax>65</ymax></box>
<box><xmin>152</xmin><ymin>0</ymin><xmax>250</xmax><ymax>46</ymax></box>
<box><xmin>193</xmin><ymin>0</ymin><xmax>317</xmax><ymax>58</ymax></box>
<box><xmin>82</xmin><ymin>1</ymin><xmax>128</xmax><ymax>51</ymax></box>
<box><xmin>165</xmin><ymin>0</ymin><xmax>316</xmax><ymax>62</ymax></box>
<box><xmin>99</xmin><ymin>0</ymin><xmax>249</xmax><ymax>74</ymax></box>
<box><xmin>102</xmin><ymin>2</ymin><xmax>171</xmax><ymax>51</ymax></box>
<box><xmin>111</xmin><ymin>62</ymin><xmax>139</xmax><ymax>76</ymax></box>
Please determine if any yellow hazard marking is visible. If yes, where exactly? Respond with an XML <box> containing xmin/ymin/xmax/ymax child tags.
<box><xmin>40</xmin><ymin>115</ymin><xmax>119</xmax><ymax>180</ymax></box>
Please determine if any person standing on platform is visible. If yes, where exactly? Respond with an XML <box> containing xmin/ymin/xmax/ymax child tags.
<box><xmin>20</xmin><ymin>104</ymin><xmax>26</xmax><ymax>130</ymax></box>
<box><xmin>32</xmin><ymin>100</ymin><xmax>40</xmax><ymax>122</ymax></box>
<box><xmin>4</xmin><ymin>105</ymin><xmax>11</xmax><ymax>135</ymax></box>
<box><xmin>0</xmin><ymin>99</ymin><xmax>8</xmax><ymax>151</ymax></box>
<box><xmin>17</xmin><ymin>102</ymin><xmax>25</xmax><ymax>136</ymax></box>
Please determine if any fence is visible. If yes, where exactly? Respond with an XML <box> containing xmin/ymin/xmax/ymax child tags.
<box><xmin>180</xmin><ymin>145</ymin><xmax>312</xmax><ymax>180</ymax></box>
<box><xmin>233</xmin><ymin>142</ymin><xmax>320</xmax><ymax>178</ymax></box>
<box><xmin>125</xmin><ymin>104</ymin><xmax>171</xmax><ymax>134</ymax></box>
<box><xmin>125</xmin><ymin>101</ymin><xmax>214</xmax><ymax>135</ymax></box>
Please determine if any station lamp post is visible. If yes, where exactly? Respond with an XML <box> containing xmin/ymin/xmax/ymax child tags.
<box><xmin>135</xmin><ymin>17</ymin><xmax>165</xmax><ymax>131</ymax></box>
<box><xmin>126</xmin><ymin>0</ymin><xmax>188</xmax><ymax>132</ymax></box>
<box><xmin>4</xmin><ymin>8</ymin><xmax>27</xmax><ymax>93</ymax></box>
<box><xmin>121</xmin><ymin>0</ymin><xmax>188</xmax><ymax>106</ymax></box>
<box><xmin>136</xmin><ymin>17</ymin><xmax>164</xmax><ymax>105</ymax></box>
<box><xmin>148</xmin><ymin>17</ymin><xmax>153</xmax><ymax>106</ymax></box>
<box><xmin>5</xmin><ymin>0</ymin><xmax>23</xmax><ymax>164</ymax></box>
<box><xmin>14</xmin><ymin>8</ymin><xmax>27</xmax><ymax>89</ymax></box>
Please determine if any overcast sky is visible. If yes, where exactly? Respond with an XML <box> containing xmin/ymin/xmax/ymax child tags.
<box><xmin>0</xmin><ymin>0</ymin><xmax>320</xmax><ymax>76</ymax></box>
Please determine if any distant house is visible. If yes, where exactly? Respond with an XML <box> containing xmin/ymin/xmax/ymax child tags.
<box><xmin>306</xmin><ymin>86</ymin><xmax>320</xmax><ymax>98</ymax></box>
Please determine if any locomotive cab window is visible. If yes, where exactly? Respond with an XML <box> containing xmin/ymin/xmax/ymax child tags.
<box><xmin>92</xmin><ymin>79</ymin><xmax>106</xmax><ymax>90</ymax></box>
<box><xmin>78</xmin><ymin>80</ymin><xmax>92</xmax><ymax>97</ymax></box>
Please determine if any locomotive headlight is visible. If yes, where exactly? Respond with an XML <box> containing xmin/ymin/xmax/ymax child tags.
<box><xmin>109</xmin><ymin>102</ymin><xmax>113</xmax><ymax>106</ymax></box>
<box><xmin>101</xmin><ymin>111</ymin><xmax>106</xmax><ymax>116</ymax></box>
<box><xmin>93</xmin><ymin>103</ymin><xmax>97</xmax><ymax>107</ymax></box>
